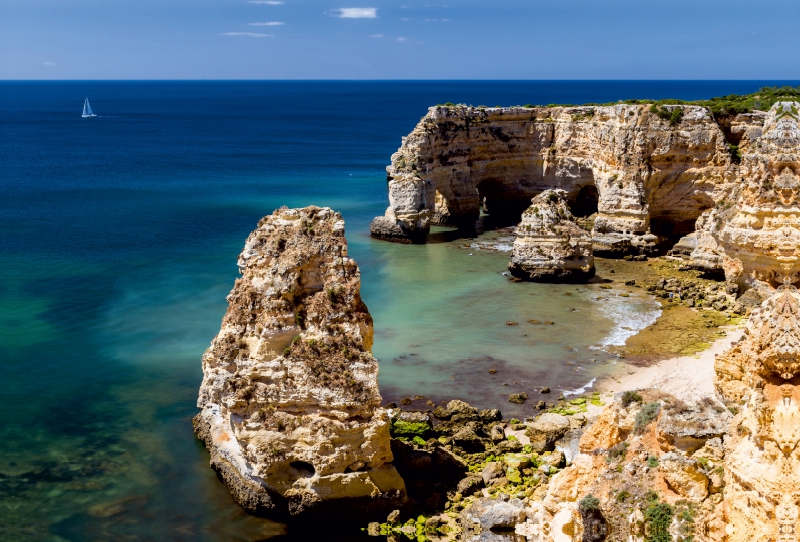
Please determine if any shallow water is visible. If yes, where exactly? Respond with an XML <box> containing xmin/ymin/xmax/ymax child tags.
<box><xmin>1</xmin><ymin>81</ymin><xmax>792</xmax><ymax>540</ymax></box>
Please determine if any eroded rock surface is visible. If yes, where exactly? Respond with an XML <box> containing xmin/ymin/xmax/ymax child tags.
<box><xmin>194</xmin><ymin>206</ymin><xmax>405</xmax><ymax>520</ymax></box>
<box><xmin>691</xmin><ymin>102</ymin><xmax>800</xmax><ymax>289</ymax></box>
<box><xmin>714</xmin><ymin>284</ymin><xmax>800</xmax><ymax>541</ymax></box>
<box><xmin>508</xmin><ymin>190</ymin><xmax>594</xmax><ymax>282</ymax></box>
<box><xmin>371</xmin><ymin>104</ymin><xmax>734</xmax><ymax>249</ymax></box>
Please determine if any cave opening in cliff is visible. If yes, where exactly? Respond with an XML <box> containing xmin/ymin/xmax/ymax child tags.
<box><xmin>289</xmin><ymin>461</ymin><xmax>316</xmax><ymax>478</ymax></box>
<box><xmin>476</xmin><ymin>182</ymin><xmax>531</xmax><ymax>230</ymax></box>
<box><xmin>650</xmin><ymin>214</ymin><xmax>701</xmax><ymax>241</ymax></box>
<box><xmin>570</xmin><ymin>185</ymin><xmax>599</xmax><ymax>218</ymax></box>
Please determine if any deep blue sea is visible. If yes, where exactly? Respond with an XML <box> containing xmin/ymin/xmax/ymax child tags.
<box><xmin>2</xmin><ymin>81</ymin><xmax>795</xmax><ymax>541</ymax></box>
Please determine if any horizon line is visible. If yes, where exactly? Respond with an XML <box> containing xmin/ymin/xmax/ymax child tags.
<box><xmin>3</xmin><ymin>78</ymin><xmax>800</xmax><ymax>83</ymax></box>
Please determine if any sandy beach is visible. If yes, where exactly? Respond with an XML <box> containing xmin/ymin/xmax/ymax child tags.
<box><xmin>597</xmin><ymin>323</ymin><xmax>745</xmax><ymax>402</ymax></box>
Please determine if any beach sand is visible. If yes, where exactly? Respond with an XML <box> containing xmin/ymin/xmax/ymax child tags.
<box><xmin>597</xmin><ymin>324</ymin><xmax>745</xmax><ymax>402</ymax></box>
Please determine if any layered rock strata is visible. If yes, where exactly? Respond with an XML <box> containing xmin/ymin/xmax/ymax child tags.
<box><xmin>691</xmin><ymin>102</ymin><xmax>800</xmax><ymax>289</ymax></box>
<box><xmin>714</xmin><ymin>284</ymin><xmax>800</xmax><ymax>541</ymax></box>
<box><xmin>371</xmin><ymin>103</ymin><xmax>735</xmax><ymax>250</ymax></box>
<box><xmin>194</xmin><ymin>206</ymin><xmax>405</xmax><ymax>519</ymax></box>
<box><xmin>508</xmin><ymin>189</ymin><xmax>595</xmax><ymax>282</ymax></box>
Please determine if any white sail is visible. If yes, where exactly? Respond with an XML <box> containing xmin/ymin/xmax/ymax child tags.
<box><xmin>82</xmin><ymin>98</ymin><xmax>96</xmax><ymax>118</ymax></box>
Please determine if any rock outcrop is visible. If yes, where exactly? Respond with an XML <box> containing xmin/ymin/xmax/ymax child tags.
<box><xmin>371</xmin><ymin>104</ymin><xmax>734</xmax><ymax>250</ymax></box>
<box><xmin>691</xmin><ymin>102</ymin><xmax>800</xmax><ymax>290</ymax></box>
<box><xmin>194</xmin><ymin>206</ymin><xmax>405</xmax><ymax>520</ymax></box>
<box><xmin>508</xmin><ymin>190</ymin><xmax>595</xmax><ymax>282</ymax></box>
<box><xmin>714</xmin><ymin>284</ymin><xmax>800</xmax><ymax>541</ymax></box>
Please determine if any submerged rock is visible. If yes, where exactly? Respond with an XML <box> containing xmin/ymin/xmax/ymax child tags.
<box><xmin>194</xmin><ymin>206</ymin><xmax>405</xmax><ymax>520</ymax></box>
<box><xmin>508</xmin><ymin>190</ymin><xmax>595</xmax><ymax>282</ymax></box>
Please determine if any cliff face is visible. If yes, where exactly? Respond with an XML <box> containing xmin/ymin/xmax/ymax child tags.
<box><xmin>508</xmin><ymin>189</ymin><xmax>595</xmax><ymax>282</ymax></box>
<box><xmin>194</xmin><ymin>206</ymin><xmax>405</xmax><ymax>519</ymax></box>
<box><xmin>371</xmin><ymin>104</ymin><xmax>735</xmax><ymax>250</ymax></box>
<box><xmin>691</xmin><ymin>102</ymin><xmax>800</xmax><ymax>289</ymax></box>
<box><xmin>714</xmin><ymin>285</ymin><xmax>800</xmax><ymax>541</ymax></box>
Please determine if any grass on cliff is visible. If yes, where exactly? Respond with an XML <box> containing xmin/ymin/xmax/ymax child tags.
<box><xmin>436</xmin><ymin>86</ymin><xmax>800</xmax><ymax>118</ymax></box>
<box><xmin>548</xmin><ymin>85</ymin><xmax>800</xmax><ymax>116</ymax></box>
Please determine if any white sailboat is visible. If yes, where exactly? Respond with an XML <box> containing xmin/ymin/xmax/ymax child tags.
<box><xmin>82</xmin><ymin>97</ymin><xmax>96</xmax><ymax>118</ymax></box>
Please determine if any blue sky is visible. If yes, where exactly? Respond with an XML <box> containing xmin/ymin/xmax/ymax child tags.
<box><xmin>3</xmin><ymin>0</ymin><xmax>800</xmax><ymax>79</ymax></box>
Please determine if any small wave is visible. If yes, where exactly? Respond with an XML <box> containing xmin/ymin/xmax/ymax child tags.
<box><xmin>563</xmin><ymin>377</ymin><xmax>596</xmax><ymax>397</ymax></box>
<box><xmin>469</xmin><ymin>242</ymin><xmax>514</xmax><ymax>252</ymax></box>
<box><xmin>596</xmin><ymin>291</ymin><xmax>661</xmax><ymax>347</ymax></box>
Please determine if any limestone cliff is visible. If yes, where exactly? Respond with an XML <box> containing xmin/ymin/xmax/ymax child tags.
<box><xmin>714</xmin><ymin>284</ymin><xmax>800</xmax><ymax>541</ymax></box>
<box><xmin>508</xmin><ymin>189</ymin><xmax>594</xmax><ymax>282</ymax></box>
<box><xmin>194</xmin><ymin>206</ymin><xmax>405</xmax><ymax>520</ymax></box>
<box><xmin>691</xmin><ymin>102</ymin><xmax>800</xmax><ymax>290</ymax></box>
<box><xmin>371</xmin><ymin>104</ymin><xmax>735</xmax><ymax>251</ymax></box>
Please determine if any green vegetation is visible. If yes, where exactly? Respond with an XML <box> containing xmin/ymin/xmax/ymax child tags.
<box><xmin>621</xmin><ymin>390</ymin><xmax>643</xmax><ymax>408</ymax></box>
<box><xmin>608</xmin><ymin>441</ymin><xmax>628</xmax><ymax>461</ymax></box>
<box><xmin>650</xmin><ymin>104</ymin><xmax>684</xmax><ymax>126</ymax></box>
<box><xmin>543</xmin><ymin>85</ymin><xmax>800</xmax><ymax>116</ymax></box>
<box><xmin>634</xmin><ymin>402</ymin><xmax>662</xmax><ymax>434</ymax></box>
<box><xmin>579</xmin><ymin>494</ymin><xmax>600</xmax><ymax>512</ymax></box>
<box><xmin>645</xmin><ymin>499</ymin><xmax>674</xmax><ymax>542</ymax></box>
<box><xmin>391</xmin><ymin>419</ymin><xmax>430</xmax><ymax>438</ymax></box>
<box><xmin>647</xmin><ymin>455</ymin><xmax>659</xmax><ymax>468</ymax></box>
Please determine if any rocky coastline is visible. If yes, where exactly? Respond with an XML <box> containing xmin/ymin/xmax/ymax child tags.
<box><xmin>196</xmin><ymin>97</ymin><xmax>800</xmax><ymax>540</ymax></box>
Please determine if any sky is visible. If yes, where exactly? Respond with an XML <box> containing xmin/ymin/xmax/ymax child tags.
<box><xmin>3</xmin><ymin>0</ymin><xmax>800</xmax><ymax>79</ymax></box>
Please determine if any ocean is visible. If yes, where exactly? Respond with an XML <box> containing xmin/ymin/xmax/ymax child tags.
<box><xmin>1</xmin><ymin>80</ymin><xmax>793</xmax><ymax>540</ymax></box>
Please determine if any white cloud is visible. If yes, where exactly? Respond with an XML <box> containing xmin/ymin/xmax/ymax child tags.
<box><xmin>42</xmin><ymin>61</ymin><xmax>56</xmax><ymax>66</ymax></box>
<box><xmin>248</xmin><ymin>1</ymin><xmax>284</xmax><ymax>4</ymax></box>
<box><xmin>220</xmin><ymin>32</ymin><xmax>274</xmax><ymax>37</ymax></box>
<box><xmin>248</xmin><ymin>21</ymin><xmax>285</xmax><ymax>25</ymax></box>
<box><xmin>396</xmin><ymin>36</ymin><xmax>407</xmax><ymax>42</ymax></box>
<box><xmin>370</xmin><ymin>34</ymin><xmax>384</xmax><ymax>38</ymax></box>
<box><xmin>401</xmin><ymin>17</ymin><xmax>412</xmax><ymax>21</ymax></box>
<box><xmin>331</xmin><ymin>7</ymin><xmax>377</xmax><ymax>18</ymax></box>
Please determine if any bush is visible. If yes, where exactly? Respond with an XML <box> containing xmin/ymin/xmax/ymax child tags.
<box><xmin>579</xmin><ymin>494</ymin><xmax>600</xmax><ymax>512</ymax></box>
<box><xmin>645</xmin><ymin>501</ymin><xmax>674</xmax><ymax>542</ymax></box>
<box><xmin>634</xmin><ymin>402</ymin><xmax>662</xmax><ymax>434</ymax></box>
<box><xmin>621</xmin><ymin>390</ymin><xmax>643</xmax><ymax>408</ymax></box>
<box><xmin>616</xmin><ymin>490</ymin><xmax>630</xmax><ymax>502</ymax></box>
<box><xmin>608</xmin><ymin>441</ymin><xmax>628</xmax><ymax>461</ymax></box>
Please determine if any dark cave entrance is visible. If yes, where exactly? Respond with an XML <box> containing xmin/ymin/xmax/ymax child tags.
<box><xmin>475</xmin><ymin>181</ymin><xmax>532</xmax><ymax>230</ymax></box>
<box><xmin>570</xmin><ymin>185</ymin><xmax>599</xmax><ymax>218</ymax></box>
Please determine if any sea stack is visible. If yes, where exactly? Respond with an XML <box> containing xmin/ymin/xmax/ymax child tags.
<box><xmin>508</xmin><ymin>189</ymin><xmax>595</xmax><ymax>282</ymax></box>
<box><xmin>194</xmin><ymin>206</ymin><xmax>406</xmax><ymax>520</ymax></box>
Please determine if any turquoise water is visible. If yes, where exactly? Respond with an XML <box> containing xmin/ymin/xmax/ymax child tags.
<box><xmin>2</xmin><ymin>81</ymin><xmax>793</xmax><ymax>540</ymax></box>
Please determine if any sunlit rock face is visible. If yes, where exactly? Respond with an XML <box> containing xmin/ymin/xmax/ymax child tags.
<box><xmin>715</xmin><ymin>284</ymin><xmax>800</xmax><ymax>541</ymax></box>
<box><xmin>692</xmin><ymin>102</ymin><xmax>800</xmax><ymax>289</ymax></box>
<box><xmin>371</xmin><ymin>104</ymin><xmax>734</xmax><ymax>251</ymax></box>
<box><xmin>508</xmin><ymin>189</ymin><xmax>595</xmax><ymax>282</ymax></box>
<box><xmin>194</xmin><ymin>206</ymin><xmax>405</xmax><ymax>520</ymax></box>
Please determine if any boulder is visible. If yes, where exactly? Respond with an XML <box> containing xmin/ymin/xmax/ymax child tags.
<box><xmin>526</xmin><ymin>413</ymin><xmax>570</xmax><ymax>452</ymax></box>
<box><xmin>656</xmin><ymin>402</ymin><xmax>730</xmax><ymax>453</ymax></box>
<box><xmin>460</xmin><ymin>497</ymin><xmax>526</xmax><ymax>533</ymax></box>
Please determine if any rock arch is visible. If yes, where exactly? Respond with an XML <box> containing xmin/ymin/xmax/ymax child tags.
<box><xmin>371</xmin><ymin>104</ymin><xmax>734</xmax><ymax>254</ymax></box>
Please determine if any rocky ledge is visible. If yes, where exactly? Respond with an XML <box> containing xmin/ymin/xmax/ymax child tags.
<box><xmin>508</xmin><ymin>189</ymin><xmax>595</xmax><ymax>282</ymax></box>
<box><xmin>194</xmin><ymin>206</ymin><xmax>405</xmax><ymax>521</ymax></box>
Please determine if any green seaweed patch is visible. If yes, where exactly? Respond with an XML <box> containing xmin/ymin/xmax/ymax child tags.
<box><xmin>391</xmin><ymin>419</ymin><xmax>430</xmax><ymax>438</ymax></box>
